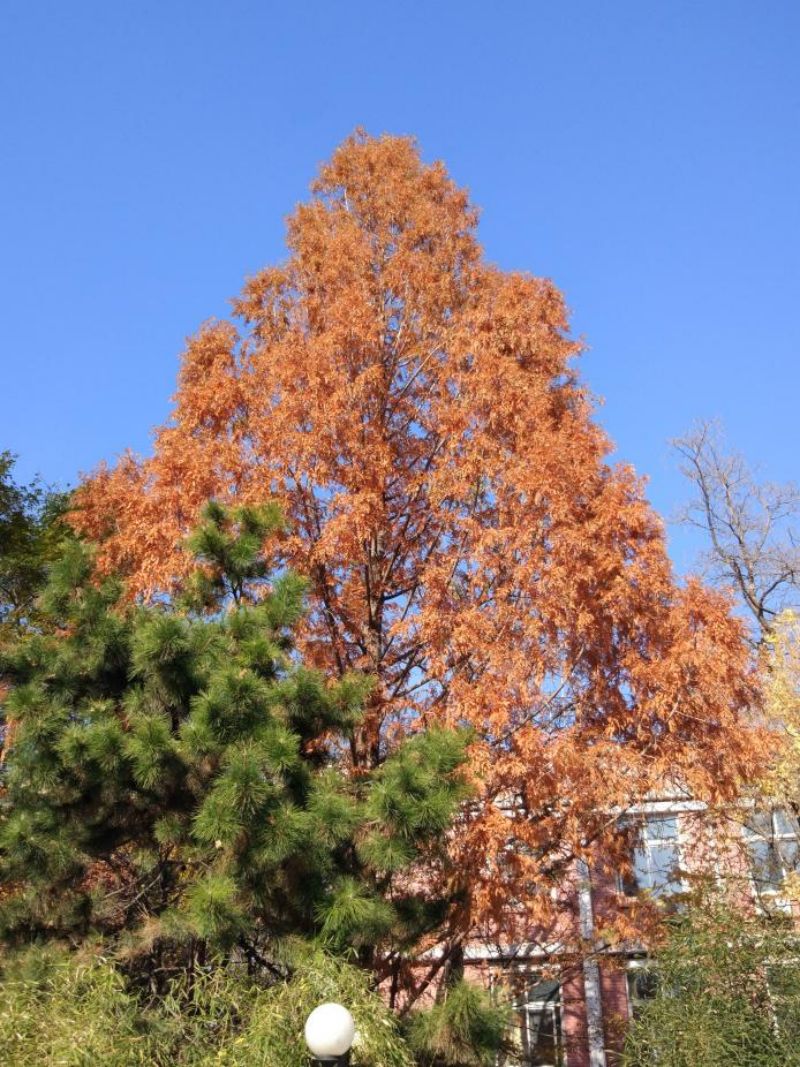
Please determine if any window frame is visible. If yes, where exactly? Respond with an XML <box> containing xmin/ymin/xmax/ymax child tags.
<box><xmin>626</xmin><ymin>958</ymin><xmax>659</xmax><ymax>1021</ymax></box>
<box><xmin>742</xmin><ymin>808</ymin><xmax>800</xmax><ymax>907</ymax></box>
<box><xmin>619</xmin><ymin>812</ymin><xmax>685</xmax><ymax>900</ymax></box>
<box><xmin>500</xmin><ymin>975</ymin><xmax>564</xmax><ymax>1067</ymax></box>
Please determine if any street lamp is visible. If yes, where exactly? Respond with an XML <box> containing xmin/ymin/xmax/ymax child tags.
<box><xmin>304</xmin><ymin>1002</ymin><xmax>356</xmax><ymax>1066</ymax></box>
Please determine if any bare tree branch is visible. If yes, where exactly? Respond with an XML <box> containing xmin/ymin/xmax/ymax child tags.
<box><xmin>673</xmin><ymin>420</ymin><xmax>800</xmax><ymax>641</ymax></box>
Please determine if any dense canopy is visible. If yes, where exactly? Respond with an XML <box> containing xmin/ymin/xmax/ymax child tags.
<box><xmin>73</xmin><ymin>131</ymin><xmax>765</xmax><ymax>944</ymax></box>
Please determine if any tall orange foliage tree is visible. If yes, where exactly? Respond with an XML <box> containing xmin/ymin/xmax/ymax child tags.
<box><xmin>74</xmin><ymin>131</ymin><xmax>764</xmax><ymax>962</ymax></box>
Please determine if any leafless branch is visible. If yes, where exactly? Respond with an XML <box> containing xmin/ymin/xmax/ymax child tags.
<box><xmin>673</xmin><ymin>420</ymin><xmax>800</xmax><ymax>642</ymax></box>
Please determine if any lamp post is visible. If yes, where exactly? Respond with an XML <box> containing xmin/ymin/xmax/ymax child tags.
<box><xmin>304</xmin><ymin>1002</ymin><xmax>356</xmax><ymax>1066</ymax></box>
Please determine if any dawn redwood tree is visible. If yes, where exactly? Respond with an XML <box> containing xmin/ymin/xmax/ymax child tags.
<box><xmin>72</xmin><ymin>131</ymin><xmax>765</xmax><ymax>958</ymax></box>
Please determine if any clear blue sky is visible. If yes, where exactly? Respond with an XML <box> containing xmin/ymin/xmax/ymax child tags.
<box><xmin>2</xmin><ymin>1</ymin><xmax>798</xmax><ymax>572</ymax></box>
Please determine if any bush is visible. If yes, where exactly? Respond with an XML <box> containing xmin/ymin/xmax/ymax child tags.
<box><xmin>403</xmin><ymin>979</ymin><xmax>510</xmax><ymax>1066</ymax></box>
<box><xmin>623</xmin><ymin>900</ymin><xmax>800</xmax><ymax>1067</ymax></box>
<box><xmin>0</xmin><ymin>946</ymin><xmax>414</xmax><ymax>1066</ymax></box>
<box><xmin>0</xmin><ymin>947</ymin><xmax>153</xmax><ymax>1066</ymax></box>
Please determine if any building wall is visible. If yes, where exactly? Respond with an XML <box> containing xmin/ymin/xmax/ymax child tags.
<box><xmin>454</xmin><ymin>796</ymin><xmax>795</xmax><ymax>1066</ymax></box>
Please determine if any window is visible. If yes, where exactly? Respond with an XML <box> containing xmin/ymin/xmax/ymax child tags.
<box><xmin>621</xmin><ymin>815</ymin><xmax>682</xmax><ymax>898</ymax></box>
<box><xmin>743</xmin><ymin>810</ymin><xmax>800</xmax><ymax>897</ymax></box>
<box><xmin>502</xmin><ymin>979</ymin><xmax>564</xmax><ymax>1067</ymax></box>
<box><xmin>626</xmin><ymin>962</ymin><xmax>658</xmax><ymax>1020</ymax></box>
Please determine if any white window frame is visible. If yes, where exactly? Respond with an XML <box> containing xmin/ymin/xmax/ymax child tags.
<box><xmin>619</xmin><ymin>811</ymin><xmax>685</xmax><ymax>899</ymax></box>
<box><xmin>626</xmin><ymin>958</ymin><xmax>658</xmax><ymax>1021</ymax></box>
<box><xmin>500</xmin><ymin>976</ymin><xmax>564</xmax><ymax>1067</ymax></box>
<box><xmin>742</xmin><ymin>808</ymin><xmax>800</xmax><ymax>910</ymax></box>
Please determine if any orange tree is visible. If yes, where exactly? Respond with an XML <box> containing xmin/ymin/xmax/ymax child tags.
<box><xmin>73</xmin><ymin>131</ymin><xmax>765</xmax><ymax>996</ymax></box>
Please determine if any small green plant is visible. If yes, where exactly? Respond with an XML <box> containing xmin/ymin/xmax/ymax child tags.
<box><xmin>404</xmin><ymin>979</ymin><xmax>510</xmax><ymax>1066</ymax></box>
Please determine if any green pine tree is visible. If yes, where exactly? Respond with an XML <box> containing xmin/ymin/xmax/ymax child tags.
<box><xmin>0</xmin><ymin>451</ymin><xmax>70</xmax><ymax>642</ymax></box>
<box><xmin>0</xmin><ymin>501</ymin><xmax>472</xmax><ymax>994</ymax></box>
<box><xmin>1</xmin><ymin>452</ymin><xmax>71</xmax><ymax>772</ymax></box>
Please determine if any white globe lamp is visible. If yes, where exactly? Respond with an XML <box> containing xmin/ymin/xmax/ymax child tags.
<box><xmin>304</xmin><ymin>1002</ymin><xmax>356</xmax><ymax>1065</ymax></box>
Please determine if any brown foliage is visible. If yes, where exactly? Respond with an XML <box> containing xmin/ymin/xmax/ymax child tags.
<box><xmin>72</xmin><ymin>131</ymin><xmax>766</xmax><ymax>945</ymax></box>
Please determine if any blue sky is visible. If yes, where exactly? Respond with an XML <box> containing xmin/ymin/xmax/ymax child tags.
<box><xmin>2</xmin><ymin>1</ymin><xmax>798</xmax><ymax>573</ymax></box>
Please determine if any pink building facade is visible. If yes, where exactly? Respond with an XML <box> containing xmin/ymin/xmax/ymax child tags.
<box><xmin>455</xmin><ymin>794</ymin><xmax>800</xmax><ymax>1066</ymax></box>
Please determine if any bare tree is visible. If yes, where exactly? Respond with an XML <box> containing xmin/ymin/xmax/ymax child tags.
<box><xmin>673</xmin><ymin>420</ymin><xmax>800</xmax><ymax>642</ymax></box>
